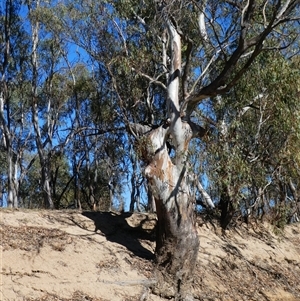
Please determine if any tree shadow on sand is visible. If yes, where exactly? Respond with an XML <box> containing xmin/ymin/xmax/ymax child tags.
<box><xmin>82</xmin><ymin>211</ymin><xmax>156</xmax><ymax>260</ymax></box>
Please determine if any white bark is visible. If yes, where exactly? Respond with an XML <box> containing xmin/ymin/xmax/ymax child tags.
<box><xmin>197</xmin><ymin>0</ymin><xmax>208</xmax><ymax>42</ymax></box>
<box><xmin>166</xmin><ymin>19</ymin><xmax>192</xmax><ymax>170</ymax></box>
<box><xmin>141</xmin><ymin>14</ymin><xmax>200</xmax><ymax>300</ymax></box>
<box><xmin>193</xmin><ymin>176</ymin><xmax>215</xmax><ymax>209</ymax></box>
<box><xmin>29</xmin><ymin>0</ymin><xmax>54</xmax><ymax>209</ymax></box>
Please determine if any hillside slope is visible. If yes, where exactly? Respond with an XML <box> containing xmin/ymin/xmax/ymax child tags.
<box><xmin>1</xmin><ymin>209</ymin><xmax>299</xmax><ymax>301</ymax></box>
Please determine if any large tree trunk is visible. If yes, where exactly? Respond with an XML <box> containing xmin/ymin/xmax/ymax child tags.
<box><xmin>142</xmin><ymin>124</ymin><xmax>200</xmax><ymax>301</ymax></box>
<box><xmin>136</xmin><ymin>18</ymin><xmax>201</xmax><ymax>300</ymax></box>
<box><xmin>142</xmin><ymin>126</ymin><xmax>199</xmax><ymax>300</ymax></box>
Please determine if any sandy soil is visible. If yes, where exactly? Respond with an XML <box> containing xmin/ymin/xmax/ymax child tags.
<box><xmin>1</xmin><ymin>209</ymin><xmax>299</xmax><ymax>301</ymax></box>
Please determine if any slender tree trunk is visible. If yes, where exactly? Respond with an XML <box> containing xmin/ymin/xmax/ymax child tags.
<box><xmin>130</xmin><ymin>155</ymin><xmax>142</xmax><ymax>212</ymax></box>
<box><xmin>85</xmin><ymin>149</ymin><xmax>95</xmax><ymax>209</ymax></box>
<box><xmin>0</xmin><ymin>181</ymin><xmax>3</xmax><ymax>207</ymax></box>
<box><xmin>288</xmin><ymin>179</ymin><xmax>300</xmax><ymax>223</ymax></box>
<box><xmin>129</xmin><ymin>149</ymin><xmax>138</xmax><ymax>212</ymax></box>
<box><xmin>73</xmin><ymin>159</ymin><xmax>82</xmax><ymax>210</ymax></box>
<box><xmin>0</xmin><ymin>0</ymin><xmax>18</xmax><ymax>208</ymax></box>
<box><xmin>219</xmin><ymin>184</ymin><xmax>234</xmax><ymax>229</ymax></box>
<box><xmin>1</xmin><ymin>94</ymin><xmax>19</xmax><ymax>208</ymax></box>
<box><xmin>5</xmin><ymin>145</ymin><xmax>19</xmax><ymax>208</ymax></box>
<box><xmin>108</xmin><ymin>179</ymin><xmax>113</xmax><ymax>211</ymax></box>
<box><xmin>29</xmin><ymin>0</ymin><xmax>54</xmax><ymax>209</ymax></box>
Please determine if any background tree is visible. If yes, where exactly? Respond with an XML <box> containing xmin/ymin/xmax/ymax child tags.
<box><xmin>0</xmin><ymin>0</ymin><xmax>126</xmax><ymax>209</ymax></box>
<box><xmin>0</xmin><ymin>0</ymin><xmax>35</xmax><ymax>207</ymax></box>
<box><xmin>202</xmin><ymin>51</ymin><xmax>300</xmax><ymax>228</ymax></box>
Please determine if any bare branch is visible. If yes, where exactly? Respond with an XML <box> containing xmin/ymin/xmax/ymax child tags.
<box><xmin>187</xmin><ymin>120</ymin><xmax>207</xmax><ymax>138</ymax></box>
<box><xmin>277</xmin><ymin>0</ymin><xmax>293</xmax><ymax>19</ymax></box>
<box><xmin>129</xmin><ymin>123</ymin><xmax>152</xmax><ymax>137</ymax></box>
<box><xmin>112</xmin><ymin>19</ymin><xmax>128</xmax><ymax>56</ymax></box>
<box><xmin>131</xmin><ymin>67</ymin><xmax>167</xmax><ymax>90</ymax></box>
<box><xmin>241</xmin><ymin>0</ymin><xmax>253</xmax><ymax>28</ymax></box>
<box><xmin>192</xmin><ymin>0</ymin><xmax>209</xmax><ymax>42</ymax></box>
<box><xmin>130</xmin><ymin>8</ymin><xmax>147</xmax><ymax>28</ymax></box>
<box><xmin>185</xmin><ymin>0</ymin><xmax>299</xmax><ymax>114</ymax></box>
<box><xmin>262</xmin><ymin>0</ymin><xmax>269</xmax><ymax>27</ymax></box>
<box><xmin>188</xmin><ymin>44</ymin><xmax>229</xmax><ymax>95</ymax></box>
<box><xmin>161</xmin><ymin>29</ymin><xmax>169</xmax><ymax>83</ymax></box>
<box><xmin>189</xmin><ymin>173</ymin><xmax>215</xmax><ymax>209</ymax></box>
<box><xmin>198</xmin><ymin>11</ymin><xmax>208</xmax><ymax>41</ymax></box>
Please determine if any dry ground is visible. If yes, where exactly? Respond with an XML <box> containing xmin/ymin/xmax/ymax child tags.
<box><xmin>0</xmin><ymin>209</ymin><xmax>299</xmax><ymax>301</ymax></box>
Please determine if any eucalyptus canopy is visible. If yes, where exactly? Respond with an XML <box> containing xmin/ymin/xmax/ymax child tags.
<box><xmin>0</xmin><ymin>0</ymin><xmax>299</xmax><ymax>299</ymax></box>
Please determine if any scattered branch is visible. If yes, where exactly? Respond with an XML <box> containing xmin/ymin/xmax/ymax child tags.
<box><xmin>185</xmin><ymin>0</ymin><xmax>299</xmax><ymax>114</ymax></box>
<box><xmin>131</xmin><ymin>67</ymin><xmax>167</xmax><ymax>91</ymax></box>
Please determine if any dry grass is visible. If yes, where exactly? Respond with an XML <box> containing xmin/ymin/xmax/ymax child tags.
<box><xmin>0</xmin><ymin>224</ymin><xmax>72</xmax><ymax>252</ymax></box>
<box><xmin>23</xmin><ymin>291</ymin><xmax>107</xmax><ymax>301</ymax></box>
<box><xmin>1</xmin><ymin>210</ymin><xmax>300</xmax><ymax>301</ymax></box>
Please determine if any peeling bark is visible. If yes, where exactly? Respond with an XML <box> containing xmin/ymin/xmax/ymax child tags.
<box><xmin>124</xmin><ymin>0</ymin><xmax>298</xmax><ymax>298</ymax></box>
<box><xmin>141</xmin><ymin>126</ymin><xmax>199</xmax><ymax>300</ymax></box>
<box><xmin>136</xmin><ymin>16</ymin><xmax>201</xmax><ymax>299</ymax></box>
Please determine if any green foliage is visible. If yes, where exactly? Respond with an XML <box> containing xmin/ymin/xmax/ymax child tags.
<box><xmin>199</xmin><ymin>51</ymin><xmax>300</xmax><ymax>226</ymax></box>
<box><xmin>19</xmin><ymin>152</ymin><xmax>72</xmax><ymax>209</ymax></box>
<box><xmin>1</xmin><ymin>0</ymin><xmax>299</xmax><ymax>228</ymax></box>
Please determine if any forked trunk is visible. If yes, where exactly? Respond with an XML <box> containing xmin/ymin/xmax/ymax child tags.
<box><xmin>142</xmin><ymin>124</ymin><xmax>199</xmax><ymax>300</ymax></box>
<box><xmin>138</xmin><ymin>17</ymin><xmax>200</xmax><ymax>299</ymax></box>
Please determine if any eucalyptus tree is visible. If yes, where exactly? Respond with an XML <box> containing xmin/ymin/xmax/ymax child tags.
<box><xmin>0</xmin><ymin>0</ymin><xmax>36</xmax><ymax>207</ymax></box>
<box><xmin>58</xmin><ymin>61</ymin><xmax>127</xmax><ymax>211</ymax></box>
<box><xmin>239</xmin><ymin>53</ymin><xmax>300</xmax><ymax>225</ymax></box>
<box><xmin>18</xmin><ymin>150</ymin><xmax>73</xmax><ymax>208</ymax></box>
<box><xmin>26</xmin><ymin>0</ymin><xmax>80</xmax><ymax>208</ymax></box>
<box><xmin>0</xmin><ymin>0</ymin><xmax>15</xmax><ymax>206</ymax></box>
<box><xmin>0</xmin><ymin>0</ymin><xmax>68</xmax><ymax>208</ymax></box>
<box><xmin>27</xmin><ymin>0</ymin><xmax>54</xmax><ymax>208</ymax></box>
<box><xmin>202</xmin><ymin>52</ymin><xmax>300</xmax><ymax>227</ymax></box>
<box><xmin>57</xmin><ymin>0</ymin><xmax>299</xmax><ymax>299</ymax></box>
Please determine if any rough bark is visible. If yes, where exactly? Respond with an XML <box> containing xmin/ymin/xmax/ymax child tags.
<box><xmin>130</xmin><ymin>0</ymin><xmax>299</xmax><ymax>298</ymax></box>
<box><xmin>142</xmin><ymin>126</ymin><xmax>199</xmax><ymax>300</ymax></box>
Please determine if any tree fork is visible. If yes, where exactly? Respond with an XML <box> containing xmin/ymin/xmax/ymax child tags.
<box><xmin>140</xmin><ymin>124</ymin><xmax>199</xmax><ymax>300</ymax></box>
